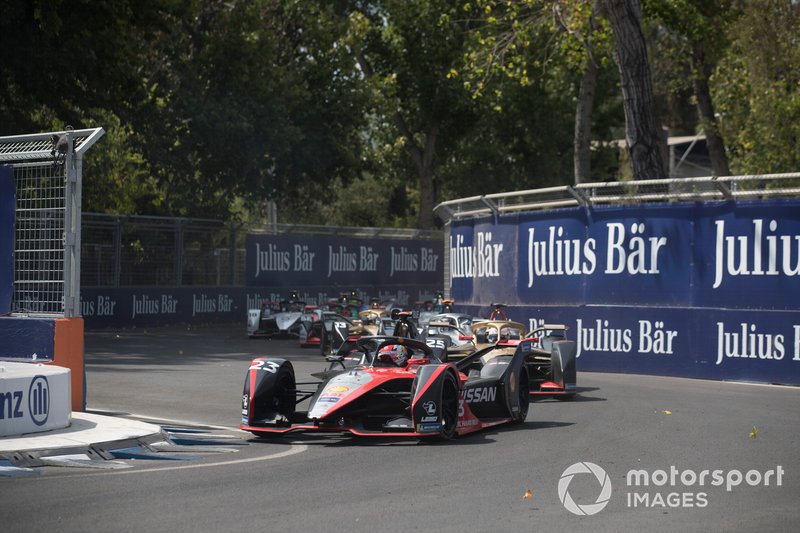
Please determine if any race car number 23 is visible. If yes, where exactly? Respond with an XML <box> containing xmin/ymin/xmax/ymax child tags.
<box><xmin>249</xmin><ymin>360</ymin><xmax>280</xmax><ymax>373</ymax></box>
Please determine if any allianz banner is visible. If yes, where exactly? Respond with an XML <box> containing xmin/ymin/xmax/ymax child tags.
<box><xmin>246</xmin><ymin>233</ymin><xmax>443</xmax><ymax>288</ymax></box>
<box><xmin>451</xmin><ymin>199</ymin><xmax>800</xmax><ymax>310</ymax></box>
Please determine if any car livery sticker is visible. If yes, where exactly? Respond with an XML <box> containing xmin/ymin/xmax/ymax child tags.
<box><xmin>308</xmin><ymin>372</ymin><xmax>374</xmax><ymax>418</ymax></box>
<box><xmin>463</xmin><ymin>386</ymin><xmax>497</xmax><ymax>403</ymax></box>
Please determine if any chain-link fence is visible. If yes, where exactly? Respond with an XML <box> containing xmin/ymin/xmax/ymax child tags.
<box><xmin>1</xmin><ymin>128</ymin><xmax>105</xmax><ymax>316</ymax></box>
<box><xmin>81</xmin><ymin>214</ymin><xmax>243</xmax><ymax>287</ymax></box>
<box><xmin>80</xmin><ymin>214</ymin><xmax>442</xmax><ymax>288</ymax></box>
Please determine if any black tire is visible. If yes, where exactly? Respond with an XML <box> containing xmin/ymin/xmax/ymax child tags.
<box><xmin>513</xmin><ymin>369</ymin><xmax>530</xmax><ymax>424</ymax></box>
<box><xmin>268</xmin><ymin>365</ymin><xmax>296</xmax><ymax>423</ymax></box>
<box><xmin>420</xmin><ymin>372</ymin><xmax>459</xmax><ymax>442</ymax></box>
<box><xmin>439</xmin><ymin>372</ymin><xmax>459</xmax><ymax>440</ymax></box>
<box><xmin>320</xmin><ymin>323</ymin><xmax>329</xmax><ymax>356</ymax></box>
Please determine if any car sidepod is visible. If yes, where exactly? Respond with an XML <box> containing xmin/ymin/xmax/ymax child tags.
<box><xmin>461</xmin><ymin>349</ymin><xmax>527</xmax><ymax>424</ymax></box>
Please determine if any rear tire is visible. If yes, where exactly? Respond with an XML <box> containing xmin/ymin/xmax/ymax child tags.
<box><xmin>513</xmin><ymin>369</ymin><xmax>530</xmax><ymax>424</ymax></box>
<box><xmin>320</xmin><ymin>324</ymin><xmax>329</xmax><ymax>356</ymax></box>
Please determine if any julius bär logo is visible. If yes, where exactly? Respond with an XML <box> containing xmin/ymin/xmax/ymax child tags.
<box><xmin>28</xmin><ymin>375</ymin><xmax>50</xmax><ymax>426</ymax></box>
<box><xmin>558</xmin><ymin>462</ymin><xmax>613</xmax><ymax>516</ymax></box>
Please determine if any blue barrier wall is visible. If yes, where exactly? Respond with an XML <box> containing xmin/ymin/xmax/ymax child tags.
<box><xmin>450</xmin><ymin>199</ymin><xmax>800</xmax><ymax>385</ymax></box>
<box><xmin>80</xmin><ymin>285</ymin><xmax>441</xmax><ymax>328</ymax></box>
<box><xmin>78</xmin><ymin>234</ymin><xmax>443</xmax><ymax>328</ymax></box>
<box><xmin>0</xmin><ymin>317</ymin><xmax>55</xmax><ymax>361</ymax></box>
<box><xmin>0</xmin><ymin>165</ymin><xmax>13</xmax><ymax>314</ymax></box>
<box><xmin>246</xmin><ymin>233</ymin><xmax>442</xmax><ymax>288</ymax></box>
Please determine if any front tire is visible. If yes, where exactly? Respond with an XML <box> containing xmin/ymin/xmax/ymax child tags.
<box><xmin>439</xmin><ymin>372</ymin><xmax>459</xmax><ymax>440</ymax></box>
<box><xmin>272</xmin><ymin>366</ymin><xmax>296</xmax><ymax>420</ymax></box>
<box><xmin>513</xmin><ymin>369</ymin><xmax>530</xmax><ymax>424</ymax></box>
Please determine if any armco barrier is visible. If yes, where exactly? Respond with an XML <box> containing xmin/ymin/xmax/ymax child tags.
<box><xmin>447</xmin><ymin>198</ymin><xmax>800</xmax><ymax>386</ymax></box>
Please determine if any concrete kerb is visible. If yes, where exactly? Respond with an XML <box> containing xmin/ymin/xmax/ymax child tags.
<box><xmin>0</xmin><ymin>412</ymin><xmax>163</xmax><ymax>470</ymax></box>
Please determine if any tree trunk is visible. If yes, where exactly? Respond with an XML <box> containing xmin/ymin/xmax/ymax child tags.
<box><xmin>602</xmin><ymin>0</ymin><xmax>667</xmax><ymax>180</ymax></box>
<box><xmin>358</xmin><ymin>51</ymin><xmax>437</xmax><ymax>229</ymax></box>
<box><xmin>574</xmin><ymin>56</ymin><xmax>597</xmax><ymax>184</ymax></box>
<box><xmin>391</xmin><ymin>111</ymin><xmax>437</xmax><ymax>229</ymax></box>
<box><xmin>691</xmin><ymin>41</ymin><xmax>731</xmax><ymax>177</ymax></box>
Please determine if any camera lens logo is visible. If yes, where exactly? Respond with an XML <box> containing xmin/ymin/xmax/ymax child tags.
<box><xmin>28</xmin><ymin>375</ymin><xmax>50</xmax><ymax>426</ymax></box>
<box><xmin>558</xmin><ymin>462</ymin><xmax>612</xmax><ymax>516</ymax></box>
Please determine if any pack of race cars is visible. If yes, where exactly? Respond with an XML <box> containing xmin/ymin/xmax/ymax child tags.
<box><xmin>241</xmin><ymin>294</ymin><xmax>578</xmax><ymax>442</ymax></box>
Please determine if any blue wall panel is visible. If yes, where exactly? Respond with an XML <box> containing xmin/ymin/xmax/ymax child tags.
<box><xmin>0</xmin><ymin>317</ymin><xmax>55</xmax><ymax>362</ymax></box>
<box><xmin>80</xmin><ymin>285</ymin><xmax>442</xmax><ymax>328</ymax></box>
<box><xmin>246</xmin><ymin>233</ymin><xmax>442</xmax><ymax>288</ymax></box>
<box><xmin>450</xmin><ymin>199</ymin><xmax>800</xmax><ymax>385</ymax></box>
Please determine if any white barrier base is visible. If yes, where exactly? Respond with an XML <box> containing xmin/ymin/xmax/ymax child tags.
<box><xmin>0</xmin><ymin>362</ymin><xmax>71</xmax><ymax>437</ymax></box>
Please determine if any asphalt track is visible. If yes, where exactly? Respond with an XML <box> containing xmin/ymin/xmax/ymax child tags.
<box><xmin>1</xmin><ymin>323</ymin><xmax>798</xmax><ymax>532</ymax></box>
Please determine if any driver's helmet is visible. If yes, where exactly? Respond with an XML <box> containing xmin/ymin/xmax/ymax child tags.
<box><xmin>378</xmin><ymin>344</ymin><xmax>409</xmax><ymax>367</ymax></box>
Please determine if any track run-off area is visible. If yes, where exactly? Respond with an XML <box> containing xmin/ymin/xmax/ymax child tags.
<box><xmin>1</xmin><ymin>323</ymin><xmax>798</xmax><ymax>533</ymax></box>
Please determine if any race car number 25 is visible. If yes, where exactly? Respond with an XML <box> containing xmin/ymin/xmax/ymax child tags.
<box><xmin>249</xmin><ymin>360</ymin><xmax>280</xmax><ymax>373</ymax></box>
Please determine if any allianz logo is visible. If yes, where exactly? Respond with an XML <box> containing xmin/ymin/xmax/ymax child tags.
<box><xmin>0</xmin><ymin>375</ymin><xmax>50</xmax><ymax>426</ymax></box>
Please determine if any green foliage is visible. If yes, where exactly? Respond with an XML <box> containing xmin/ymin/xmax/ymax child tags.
<box><xmin>710</xmin><ymin>0</ymin><xmax>800</xmax><ymax>174</ymax></box>
<box><xmin>643</xmin><ymin>0</ymin><xmax>740</xmax><ymax>131</ymax></box>
<box><xmin>1</xmin><ymin>0</ymin><xmax>795</xmax><ymax>227</ymax></box>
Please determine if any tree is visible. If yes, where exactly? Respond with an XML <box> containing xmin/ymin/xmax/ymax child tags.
<box><xmin>711</xmin><ymin>0</ymin><xmax>800</xmax><ymax>174</ymax></box>
<box><xmin>450</xmin><ymin>1</ymin><xmax>624</xmax><ymax>185</ymax></box>
<box><xmin>645</xmin><ymin>0</ymin><xmax>736</xmax><ymax>177</ymax></box>
<box><xmin>551</xmin><ymin>1</ymin><xmax>614</xmax><ymax>183</ymax></box>
<box><xmin>341</xmin><ymin>0</ymin><xmax>483</xmax><ymax>229</ymax></box>
<box><xmin>601</xmin><ymin>0</ymin><xmax>667</xmax><ymax>180</ymax></box>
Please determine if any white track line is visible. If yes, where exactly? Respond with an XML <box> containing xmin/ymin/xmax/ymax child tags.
<box><xmin>52</xmin><ymin>444</ymin><xmax>308</xmax><ymax>479</ymax></box>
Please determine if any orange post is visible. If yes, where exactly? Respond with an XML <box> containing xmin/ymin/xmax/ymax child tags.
<box><xmin>51</xmin><ymin>317</ymin><xmax>85</xmax><ymax>412</ymax></box>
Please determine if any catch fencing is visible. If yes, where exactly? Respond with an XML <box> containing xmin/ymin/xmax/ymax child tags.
<box><xmin>0</xmin><ymin>128</ymin><xmax>105</xmax><ymax>317</ymax></box>
<box><xmin>80</xmin><ymin>215</ymin><xmax>441</xmax><ymax>288</ymax></box>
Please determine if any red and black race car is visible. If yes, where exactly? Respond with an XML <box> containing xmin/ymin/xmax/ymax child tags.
<box><xmin>240</xmin><ymin>336</ymin><xmax>534</xmax><ymax>440</ymax></box>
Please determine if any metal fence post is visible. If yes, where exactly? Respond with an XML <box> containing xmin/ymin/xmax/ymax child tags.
<box><xmin>112</xmin><ymin>215</ymin><xmax>123</xmax><ymax>287</ymax></box>
<box><xmin>174</xmin><ymin>218</ymin><xmax>184</xmax><ymax>286</ymax></box>
<box><xmin>229</xmin><ymin>225</ymin><xmax>238</xmax><ymax>285</ymax></box>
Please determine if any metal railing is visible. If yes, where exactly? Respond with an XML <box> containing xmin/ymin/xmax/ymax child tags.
<box><xmin>433</xmin><ymin>173</ymin><xmax>800</xmax><ymax>223</ymax></box>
